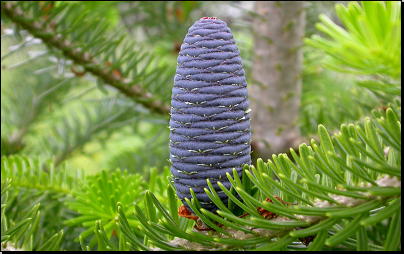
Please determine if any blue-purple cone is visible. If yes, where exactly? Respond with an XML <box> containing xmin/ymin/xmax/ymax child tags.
<box><xmin>170</xmin><ymin>17</ymin><xmax>251</xmax><ymax>213</ymax></box>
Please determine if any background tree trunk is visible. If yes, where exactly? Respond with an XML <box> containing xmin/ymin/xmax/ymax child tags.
<box><xmin>250</xmin><ymin>1</ymin><xmax>306</xmax><ymax>161</ymax></box>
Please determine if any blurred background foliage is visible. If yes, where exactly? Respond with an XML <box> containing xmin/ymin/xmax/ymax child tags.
<box><xmin>3</xmin><ymin>0</ymin><xmax>398</xmax><ymax>175</ymax></box>
<box><xmin>1</xmin><ymin>1</ymin><xmax>257</xmax><ymax>175</ymax></box>
<box><xmin>1</xmin><ymin>1</ymin><xmax>401</xmax><ymax>251</ymax></box>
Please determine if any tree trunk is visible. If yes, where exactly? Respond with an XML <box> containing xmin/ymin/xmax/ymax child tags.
<box><xmin>250</xmin><ymin>1</ymin><xmax>306</xmax><ymax>161</ymax></box>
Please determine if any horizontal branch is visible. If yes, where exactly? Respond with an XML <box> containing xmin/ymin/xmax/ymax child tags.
<box><xmin>152</xmin><ymin>176</ymin><xmax>400</xmax><ymax>250</ymax></box>
<box><xmin>1</xmin><ymin>2</ymin><xmax>171</xmax><ymax>115</ymax></box>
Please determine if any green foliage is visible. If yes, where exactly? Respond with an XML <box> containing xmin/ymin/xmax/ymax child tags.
<box><xmin>1</xmin><ymin>1</ymin><xmax>173</xmax><ymax>113</ymax></box>
<box><xmin>0</xmin><ymin>154</ymin><xmax>178</xmax><ymax>250</ymax></box>
<box><xmin>36</xmin><ymin>97</ymin><xmax>146</xmax><ymax>168</ymax></box>
<box><xmin>105</xmin><ymin>101</ymin><xmax>400</xmax><ymax>251</ymax></box>
<box><xmin>1</xmin><ymin>0</ymin><xmax>401</xmax><ymax>251</ymax></box>
<box><xmin>1</xmin><ymin>179</ymin><xmax>64</xmax><ymax>251</ymax></box>
<box><xmin>65</xmin><ymin>169</ymin><xmax>144</xmax><ymax>244</ymax></box>
<box><xmin>1</xmin><ymin>155</ymin><xmax>83</xmax><ymax>250</ymax></box>
<box><xmin>300</xmin><ymin>53</ymin><xmax>385</xmax><ymax>136</ymax></box>
<box><xmin>1</xmin><ymin>69</ymin><xmax>73</xmax><ymax>157</ymax></box>
<box><xmin>75</xmin><ymin>167</ymin><xmax>190</xmax><ymax>250</ymax></box>
<box><xmin>74</xmin><ymin>2</ymin><xmax>121</xmax><ymax>29</ymax></box>
<box><xmin>305</xmin><ymin>1</ymin><xmax>401</xmax><ymax>80</ymax></box>
<box><xmin>120</xmin><ymin>1</ymin><xmax>206</xmax><ymax>44</ymax></box>
<box><xmin>301</xmin><ymin>1</ymin><xmax>401</xmax><ymax>135</ymax></box>
<box><xmin>105</xmin><ymin>122</ymin><xmax>170</xmax><ymax>174</ymax></box>
<box><xmin>1</xmin><ymin>155</ymin><xmax>81</xmax><ymax>196</ymax></box>
<box><xmin>1</xmin><ymin>0</ymin><xmax>174</xmax><ymax>170</ymax></box>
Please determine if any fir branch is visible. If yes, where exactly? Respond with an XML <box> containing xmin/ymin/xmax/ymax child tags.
<box><xmin>304</xmin><ymin>1</ymin><xmax>401</xmax><ymax>81</ymax></box>
<box><xmin>1</xmin><ymin>155</ymin><xmax>82</xmax><ymax>195</ymax></box>
<box><xmin>149</xmin><ymin>175</ymin><xmax>399</xmax><ymax>251</ymax></box>
<box><xmin>2</xmin><ymin>74</ymin><xmax>73</xmax><ymax>157</ymax></box>
<box><xmin>48</xmin><ymin>102</ymin><xmax>133</xmax><ymax>168</ymax></box>
<box><xmin>1</xmin><ymin>1</ymin><xmax>170</xmax><ymax>115</ymax></box>
<box><xmin>1</xmin><ymin>181</ymin><xmax>65</xmax><ymax>251</ymax></box>
<box><xmin>128</xmin><ymin>102</ymin><xmax>401</xmax><ymax>251</ymax></box>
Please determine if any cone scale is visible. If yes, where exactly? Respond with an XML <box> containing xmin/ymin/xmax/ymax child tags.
<box><xmin>170</xmin><ymin>17</ymin><xmax>251</xmax><ymax>213</ymax></box>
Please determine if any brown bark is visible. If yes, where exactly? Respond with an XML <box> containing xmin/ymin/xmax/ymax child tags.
<box><xmin>250</xmin><ymin>1</ymin><xmax>306</xmax><ymax>161</ymax></box>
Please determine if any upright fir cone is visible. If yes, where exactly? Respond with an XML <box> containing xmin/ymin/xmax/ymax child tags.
<box><xmin>170</xmin><ymin>17</ymin><xmax>252</xmax><ymax>213</ymax></box>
